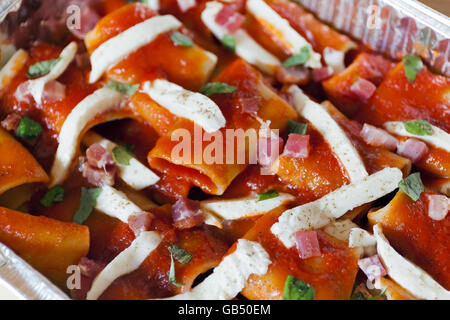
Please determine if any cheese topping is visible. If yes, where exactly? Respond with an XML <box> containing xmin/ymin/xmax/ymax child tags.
<box><xmin>83</xmin><ymin>132</ymin><xmax>160</xmax><ymax>190</ymax></box>
<box><xmin>201</xmin><ymin>1</ymin><xmax>281</xmax><ymax>75</ymax></box>
<box><xmin>288</xmin><ymin>85</ymin><xmax>368</xmax><ymax>182</ymax></box>
<box><xmin>373</xmin><ymin>224</ymin><xmax>450</xmax><ymax>300</ymax></box>
<box><xmin>142</xmin><ymin>79</ymin><xmax>226</xmax><ymax>133</ymax></box>
<box><xmin>323</xmin><ymin>219</ymin><xmax>358</xmax><ymax>242</ymax></box>
<box><xmin>349</xmin><ymin>227</ymin><xmax>377</xmax><ymax>256</ymax></box>
<box><xmin>86</xmin><ymin>231</ymin><xmax>161</xmax><ymax>300</ymax></box>
<box><xmin>49</xmin><ymin>87</ymin><xmax>124</xmax><ymax>187</ymax></box>
<box><xmin>271</xmin><ymin>167</ymin><xmax>403</xmax><ymax>248</ymax></box>
<box><xmin>163</xmin><ymin>239</ymin><xmax>271</xmax><ymax>300</ymax></box>
<box><xmin>384</xmin><ymin>121</ymin><xmax>450</xmax><ymax>152</ymax></box>
<box><xmin>0</xmin><ymin>49</ymin><xmax>28</xmax><ymax>92</ymax></box>
<box><xmin>89</xmin><ymin>15</ymin><xmax>182</xmax><ymax>83</ymax></box>
<box><xmin>246</xmin><ymin>0</ymin><xmax>321</xmax><ymax>69</ymax></box>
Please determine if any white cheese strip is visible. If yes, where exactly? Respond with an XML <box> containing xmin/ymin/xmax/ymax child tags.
<box><xmin>201</xmin><ymin>1</ymin><xmax>281</xmax><ymax>75</ymax></box>
<box><xmin>28</xmin><ymin>42</ymin><xmax>77</xmax><ymax>104</ymax></box>
<box><xmin>89</xmin><ymin>15</ymin><xmax>182</xmax><ymax>83</ymax></box>
<box><xmin>86</xmin><ymin>231</ymin><xmax>161</xmax><ymax>300</ymax></box>
<box><xmin>288</xmin><ymin>85</ymin><xmax>368</xmax><ymax>182</ymax></box>
<box><xmin>49</xmin><ymin>87</ymin><xmax>124</xmax><ymax>187</ymax></box>
<box><xmin>384</xmin><ymin>121</ymin><xmax>450</xmax><ymax>152</ymax></box>
<box><xmin>121</xmin><ymin>188</ymin><xmax>158</xmax><ymax>211</ymax></box>
<box><xmin>0</xmin><ymin>49</ymin><xmax>28</xmax><ymax>90</ymax></box>
<box><xmin>142</xmin><ymin>79</ymin><xmax>226</xmax><ymax>133</ymax></box>
<box><xmin>163</xmin><ymin>239</ymin><xmax>271</xmax><ymax>300</ymax></box>
<box><xmin>373</xmin><ymin>224</ymin><xmax>450</xmax><ymax>300</ymax></box>
<box><xmin>349</xmin><ymin>227</ymin><xmax>377</xmax><ymax>256</ymax></box>
<box><xmin>146</xmin><ymin>0</ymin><xmax>160</xmax><ymax>11</ymax></box>
<box><xmin>83</xmin><ymin>132</ymin><xmax>160</xmax><ymax>189</ymax></box>
<box><xmin>323</xmin><ymin>219</ymin><xmax>358</xmax><ymax>242</ymax></box>
<box><xmin>271</xmin><ymin>167</ymin><xmax>403</xmax><ymax>248</ymax></box>
<box><xmin>246</xmin><ymin>0</ymin><xmax>321</xmax><ymax>69</ymax></box>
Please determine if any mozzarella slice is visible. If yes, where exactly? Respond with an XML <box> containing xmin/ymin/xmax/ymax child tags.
<box><xmin>323</xmin><ymin>219</ymin><xmax>358</xmax><ymax>242</ymax></box>
<box><xmin>86</xmin><ymin>231</ymin><xmax>161</xmax><ymax>300</ymax></box>
<box><xmin>0</xmin><ymin>49</ymin><xmax>28</xmax><ymax>91</ymax></box>
<box><xmin>146</xmin><ymin>0</ymin><xmax>159</xmax><ymax>11</ymax></box>
<box><xmin>49</xmin><ymin>87</ymin><xmax>124</xmax><ymax>187</ymax></box>
<box><xmin>83</xmin><ymin>132</ymin><xmax>160</xmax><ymax>189</ymax></box>
<box><xmin>163</xmin><ymin>239</ymin><xmax>271</xmax><ymax>300</ymax></box>
<box><xmin>271</xmin><ymin>167</ymin><xmax>403</xmax><ymax>248</ymax></box>
<box><xmin>288</xmin><ymin>85</ymin><xmax>368</xmax><ymax>182</ymax></box>
<box><xmin>201</xmin><ymin>1</ymin><xmax>281</xmax><ymax>75</ymax></box>
<box><xmin>27</xmin><ymin>42</ymin><xmax>77</xmax><ymax>104</ymax></box>
<box><xmin>89</xmin><ymin>15</ymin><xmax>182</xmax><ymax>83</ymax></box>
<box><xmin>246</xmin><ymin>0</ymin><xmax>321</xmax><ymax>69</ymax></box>
<box><xmin>349</xmin><ymin>227</ymin><xmax>377</xmax><ymax>256</ymax></box>
<box><xmin>384</xmin><ymin>121</ymin><xmax>450</xmax><ymax>152</ymax></box>
<box><xmin>373</xmin><ymin>224</ymin><xmax>450</xmax><ymax>300</ymax></box>
<box><xmin>142</xmin><ymin>79</ymin><xmax>226</xmax><ymax>133</ymax></box>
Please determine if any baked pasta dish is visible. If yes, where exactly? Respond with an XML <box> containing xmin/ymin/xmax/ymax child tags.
<box><xmin>0</xmin><ymin>0</ymin><xmax>448</xmax><ymax>300</ymax></box>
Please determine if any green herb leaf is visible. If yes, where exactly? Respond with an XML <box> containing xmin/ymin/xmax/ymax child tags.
<box><xmin>120</xmin><ymin>143</ymin><xmax>134</xmax><ymax>155</ymax></box>
<box><xmin>27</xmin><ymin>57</ymin><xmax>61</xmax><ymax>78</ymax></box>
<box><xmin>16</xmin><ymin>116</ymin><xmax>42</xmax><ymax>140</ymax></box>
<box><xmin>402</xmin><ymin>55</ymin><xmax>423</xmax><ymax>82</ymax></box>
<box><xmin>200</xmin><ymin>82</ymin><xmax>237</xmax><ymax>96</ymax></box>
<box><xmin>167</xmin><ymin>254</ymin><xmax>183</xmax><ymax>287</ymax></box>
<box><xmin>283</xmin><ymin>275</ymin><xmax>315</xmax><ymax>300</ymax></box>
<box><xmin>287</xmin><ymin>119</ymin><xmax>308</xmax><ymax>135</ymax></box>
<box><xmin>106</xmin><ymin>81</ymin><xmax>139</xmax><ymax>95</ymax></box>
<box><xmin>257</xmin><ymin>190</ymin><xmax>279</xmax><ymax>201</ymax></box>
<box><xmin>170</xmin><ymin>32</ymin><xmax>194</xmax><ymax>47</ymax></box>
<box><xmin>403</xmin><ymin>120</ymin><xmax>433</xmax><ymax>136</ymax></box>
<box><xmin>168</xmin><ymin>244</ymin><xmax>193</xmax><ymax>264</ymax></box>
<box><xmin>40</xmin><ymin>185</ymin><xmax>65</xmax><ymax>207</ymax></box>
<box><xmin>222</xmin><ymin>35</ymin><xmax>236</xmax><ymax>52</ymax></box>
<box><xmin>73</xmin><ymin>187</ymin><xmax>102</xmax><ymax>224</ymax></box>
<box><xmin>367</xmin><ymin>288</ymin><xmax>387</xmax><ymax>300</ymax></box>
<box><xmin>282</xmin><ymin>46</ymin><xmax>310</xmax><ymax>68</ymax></box>
<box><xmin>112</xmin><ymin>145</ymin><xmax>132</xmax><ymax>166</ymax></box>
<box><xmin>398</xmin><ymin>172</ymin><xmax>424</xmax><ymax>202</ymax></box>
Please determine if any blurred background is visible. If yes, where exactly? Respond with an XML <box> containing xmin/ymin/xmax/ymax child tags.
<box><xmin>420</xmin><ymin>0</ymin><xmax>450</xmax><ymax>16</ymax></box>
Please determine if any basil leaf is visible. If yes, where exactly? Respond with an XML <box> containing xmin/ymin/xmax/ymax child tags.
<box><xmin>16</xmin><ymin>116</ymin><xmax>42</xmax><ymax>140</ymax></box>
<box><xmin>112</xmin><ymin>145</ymin><xmax>132</xmax><ymax>166</ymax></box>
<box><xmin>73</xmin><ymin>187</ymin><xmax>102</xmax><ymax>224</ymax></box>
<box><xmin>257</xmin><ymin>190</ymin><xmax>279</xmax><ymax>201</ymax></box>
<box><xmin>403</xmin><ymin>120</ymin><xmax>433</xmax><ymax>136</ymax></box>
<box><xmin>167</xmin><ymin>254</ymin><xmax>183</xmax><ymax>287</ymax></box>
<box><xmin>403</xmin><ymin>55</ymin><xmax>423</xmax><ymax>82</ymax></box>
<box><xmin>200</xmin><ymin>82</ymin><xmax>237</xmax><ymax>96</ymax></box>
<box><xmin>106</xmin><ymin>81</ymin><xmax>139</xmax><ymax>95</ymax></box>
<box><xmin>282</xmin><ymin>46</ymin><xmax>310</xmax><ymax>68</ymax></box>
<box><xmin>398</xmin><ymin>172</ymin><xmax>424</xmax><ymax>202</ymax></box>
<box><xmin>168</xmin><ymin>244</ymin><xmax>193</xmax><ymax>264</ymax></box>
<box><xmin>287</xmin><ymin>119</ymin><xmax>308</xmax><ymax>135</ymax></box>
<box><xmin>283</xmin><ymin>275</ymin><xmax>315</xmax><ymax>300</ymax></box>
<box><xmin>27</xmin><ymin>57</ymin><xmax>61</xmax><ymax>78</ymax></box>
<box><xmin>40</xmin><ymin>185</ymin><xmax>65</xmax><ymax>207</ymax></box>
<box><xmin>222</xmin><ymin>35</ymin><xmax>236</xmax><ymax>52</ymax></box>
<box><xmin>170</xmin><ymin>32</ymin><xmax>193</xmax><ymax>47</ymax></box>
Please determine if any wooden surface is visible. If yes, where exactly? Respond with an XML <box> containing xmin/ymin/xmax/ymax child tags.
<box><xmin>419</xmin><ymin>0</ymin><xmax>450</xmax><ymax>16</ymax></box>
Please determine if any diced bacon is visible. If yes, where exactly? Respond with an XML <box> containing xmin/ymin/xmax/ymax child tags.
<box><xmin>128</xmin><ymin>212</ymin><xmax>154</xmax><ymax>235</ymax></box>
<box><xmin>1</xmin><ymin>113</ymin><xmax>21</xmax><ymax>131</ymax></box>
<box><xmin>236</xmin><ymin>95</ymin><xmax>261</xmax><ymax>115</ymax></box>
<box><xmin>350</xmin><ymin>78</ymin><xmax>377</xmax><ymax>102</ymax></box>
<box><xmin>275</xmin><ymin>66</ymin><xmax>311</xmax><ymax>84</ymax></box>
<box><xmin>86</xmin><ymin>143</ymin><xmax>114</xmax><ymax>169</ymax></box>
<box><xmin>42</xmin><ymin>80</ymin><xmax>66</xmax><ymax>103</ymax></box>
<box><xmin>258</xmin><ymin>135</ymin><xmax>284</xmax><ymax>167</ymax></box>
<box><xmin>358</xmin><ymin>255</ymin><xmax>387</xmax><ymax>281</ymax></box>
<box><xmin>14</xmin><ymin>81</ymin><xmax>33</xmax><ymax>104</ymax></box>
<box><xmin>312</xmin><ymin>66</ymin><xmax>334</xmax><ymax>82</ymax></box>
<box><xmin>397</xmin><ymin>139</ymin><xmax>429</xmax><ymax>163</ymax></box>
<box><xmin>172</xmin><ymin>198</ymin><xmax>205</xmax><ymax>230</ymax></box>
<box><xmin>295</xmin><ymin>230</ymin><xmax>321</xmax><ymax>259</ymax></box>
<box><xmin>360</xmin><ymin>123</ymin><xmax>398</xmax><ymax>151</ymax></box>
<box><xmin>215</xmin><ymin>5</ymin><xmax>245</xmax><ymax>33</ymax></box>
<box><xmin>82</xmin><ymin>163</ymin><xmax>116</xmax><ymax>187</ymax></box>
<box><xmin>68</xmin><ymin>6</ymin><xmax>101</xmax><ymax>40</ymax></box>
<box><xmin>78</xmin><ymin>257</ymin><xmax>103</xmax><ymax>278</ymax></box>
<box><xmin>282</xmin><ymin>134</ymin><xmax>310</xmax><ymax>158</ymax></box>
<box><xmin>425</xmin><ymin>194</ymin><xmax>449</xmax><ymax>221</ymax></box>
<box><xmin>177</xmin><ymin>0</ymin><xmax>197</xmax><ymax>12</ymax></box>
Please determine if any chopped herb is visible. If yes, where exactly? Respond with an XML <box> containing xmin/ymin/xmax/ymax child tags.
<box><xmin>200</xmin><ymin>82</ymin><xmax>237</xmax><ymax>96</ymax></box>
<box><xmin>257</xmin><ymin>190</ymin><xmax>279</xmax><ymax>201</ymax></box>
<box><xmin>402</xmin><ymin>55</ymin><xmax>423</xmax><ymax>82</ymax></box>
<box><xmin>287</xmin><ymin>119</ymin><xmax>308</xmax><ymax>135</ymax></box>
<box><xmin>404</xmin><ymin>120</ymin><xmax>433</xmax><ymax>136</ymax></box>
<box><xmin>367</xmin><ymin>288</ymin><xmax>387</xmax><ymax>300</ymax></box>
<box><xmin>112</xmin><ymin>145</ymin><xmax>132</xmax><ymax>166</ymax></box>
<box><xmin>105</xmin><ymin>81</ymin><xmax>139</xmax><ymax>95</ymax></box>
<box><xmin>167</xmin><ymin>254</ymin><xmax>183</xmax><ymax>287</ymax></box>
<box><xmin>27</xmin><ymin>57</ymin><xmax>61</xmax><ymax>78</ymax></box>
<box><xmin>40</xmin><ymin>185</ymin><xmax>65</xmax><ymax>207</ymax></box>
<box><xmin>73</xmin><ymin>187</ymin><xmax>102</xmax><ymax>224</ymax></box>
<box><xmin>16</xmin><ymin>116</ymin><xmax>42</xmax><ymax>140</ymax></box>
<box><xmin>170</xmin><ymin>32</ymin><xmax>193</xmax><ymax>47</ymax></box>
<box><xmin>120</xmin><ymin>143</ymin><xmax>134</xmax><ymax>155</ymax></box>
<box><xmin>398</xmin><ymin>172</ymin><xmax>424</xmax><ymax>202</ymax></box>
<box><xmin>222</xmin><ymin>35</ymin><xmax>236</xmax><ymax>52</ymax></box>
<box><xmin>282</xmin><ymin>46</ymin><xmax>310</xmax><ymax>68</ymax></box>
<box><xmin>283</xmin><ymin>275</ymin><xmax>315</xmax><ymax>300</ymax></box>
<box><xmin>168</xmin><ymin>244</ymin><xmax>193</xmax><ymax>264</ymax></box>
